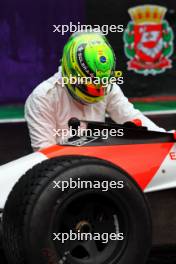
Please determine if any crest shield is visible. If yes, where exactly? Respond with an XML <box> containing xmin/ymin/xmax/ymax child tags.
<box><xmin>124</xmin><ymin>5</ymin><xmax>174</xmax><ymax>75</ymax></box>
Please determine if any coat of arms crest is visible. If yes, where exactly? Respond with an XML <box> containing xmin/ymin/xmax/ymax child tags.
<box><xmin>124</xmin><ymin>5</ymin><xmax>174</xmax><ymax>75</ymax></box>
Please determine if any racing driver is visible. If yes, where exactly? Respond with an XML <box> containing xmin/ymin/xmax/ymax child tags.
<box><xmin>25</xmin><ymin>30</ymin><xmax>165</xmax><ymax>151</ymax></box>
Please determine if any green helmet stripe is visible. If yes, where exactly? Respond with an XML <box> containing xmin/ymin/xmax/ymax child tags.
<box><xmin>61</xmin><ymin>31</ymin><xmax>116</xmax><ymax>104</ymax></box>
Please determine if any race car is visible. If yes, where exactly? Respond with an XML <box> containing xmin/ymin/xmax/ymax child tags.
<box><xmin>0</xmin><ymin>118</ymin><xmax>176</xmax><ymax>264</ymax></box>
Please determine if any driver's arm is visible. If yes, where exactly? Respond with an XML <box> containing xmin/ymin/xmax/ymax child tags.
<box><xmin>106</xmin><ymin>83</ymin><xmax>165</xmax><ymax>132</ymax></box>
<box><xmin>25</xmin><ymin>93</ymin><xmax>57</xmax><ymax>151</ymax></box>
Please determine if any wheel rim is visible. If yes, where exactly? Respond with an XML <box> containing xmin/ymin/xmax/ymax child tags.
<box><xmin>53</xmin><ymin>191</ymin><xmax>129</xmax><ymax>264</ymax></box>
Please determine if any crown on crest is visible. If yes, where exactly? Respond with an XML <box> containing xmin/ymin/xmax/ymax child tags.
<box><xmin>128</xmin><ymin>5</ymin><xmax>167</xmax><ymax>25</ymax></box>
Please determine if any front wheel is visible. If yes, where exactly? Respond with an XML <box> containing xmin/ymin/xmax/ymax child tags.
<box><xmin>2</xmin><ymin>156</ymin><xmax>152</xmax><ymax>264</ymax></box>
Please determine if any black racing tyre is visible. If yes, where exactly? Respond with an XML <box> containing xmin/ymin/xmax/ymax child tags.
<box><xmin>2</xmin><ymin>156</ymin><xmax>152</xmax><ymax>264</ymax></box>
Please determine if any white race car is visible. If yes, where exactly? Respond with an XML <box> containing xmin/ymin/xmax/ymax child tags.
<box><xmin>0</xmin><ymin>119</ymin><xmax>176</xmax><ymax>264</ymax></box>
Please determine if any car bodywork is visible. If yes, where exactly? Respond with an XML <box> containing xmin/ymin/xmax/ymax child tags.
<box><xmin>0</xmin><ymin>121</ymin><xmax>176</xmax><ymax>210</ymax></box>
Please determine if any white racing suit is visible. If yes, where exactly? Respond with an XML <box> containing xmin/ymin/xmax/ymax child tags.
<box><xmin>25</xmin><ymin>69</ymin><xmax>165</xmax><ymax>151</ymax></box>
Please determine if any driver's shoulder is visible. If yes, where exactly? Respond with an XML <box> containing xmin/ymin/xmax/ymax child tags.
<box><xmin>32</xmin><ymin>72</ymin><xmax>59</xmax><ymax>98</ymax></box>
<box><xmin>25</xmin><ymin>73</ymin><xmax>63</xmax><ymax>111</ymax></box>
<box><xmin>106</xmin><ymin>83</ymin><xmax>124</xmax><ymax>102</ymax></box>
